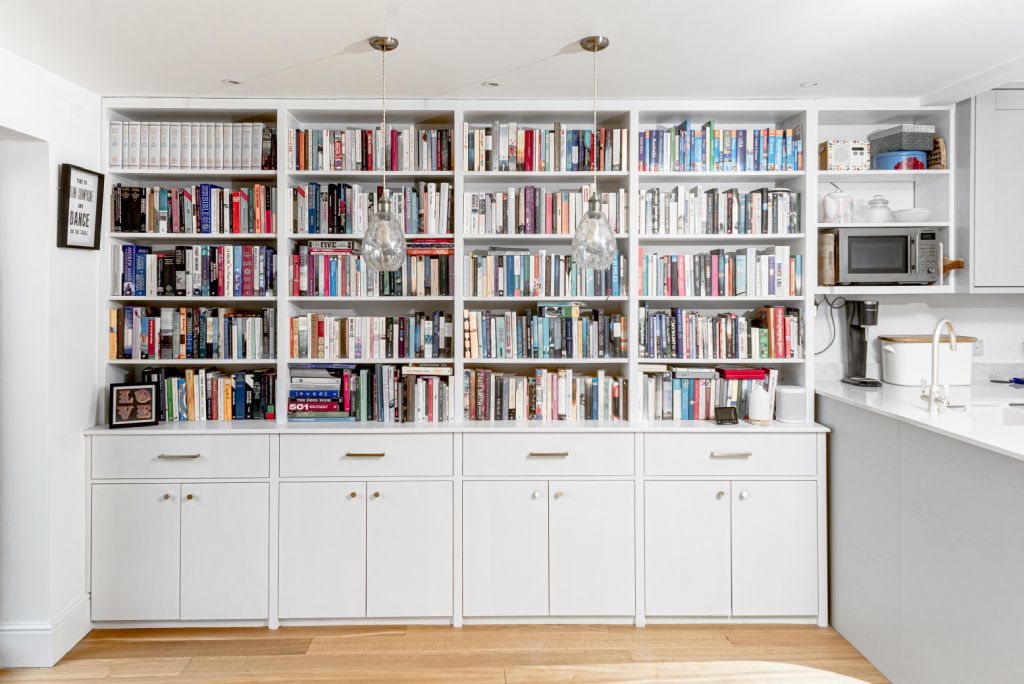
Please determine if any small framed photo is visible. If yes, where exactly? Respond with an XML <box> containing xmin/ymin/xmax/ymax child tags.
<box><xmin>109</xmin><ymin>382</ymin><xmax>159</xmax><ymax>429</ymax></box>
<box><xmin>57</xmin><ymin>163</ymin><xmax>103</xmax><ymax>250</ymax></box>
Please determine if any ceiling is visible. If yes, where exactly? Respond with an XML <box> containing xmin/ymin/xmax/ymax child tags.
<box><xmin>2</xmin><ymin>0</ymin><xmax>1023</xmax><ymax>103</ymax></box>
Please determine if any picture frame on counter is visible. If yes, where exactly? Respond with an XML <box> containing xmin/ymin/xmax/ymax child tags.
<box><xmin>108</xmin><ymin>382</ymin><xmax>159</xmax><ymax>429</ymax></box>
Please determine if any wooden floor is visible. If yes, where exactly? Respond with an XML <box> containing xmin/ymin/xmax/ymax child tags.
<box><xmin>0</xmin><ymin>625</ymin><xmax>887</xmax><ymax>683</ymax></box>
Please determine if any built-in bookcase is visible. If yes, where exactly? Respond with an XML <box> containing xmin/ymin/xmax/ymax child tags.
<box><xmin>99</xmin><ymin>99</ymin><xmax>955</xmax><ymax>426</ymax></box>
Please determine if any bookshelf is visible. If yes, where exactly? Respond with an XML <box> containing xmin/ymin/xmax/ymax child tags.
<box><xmin>98</xmin><ymin>98</ymin><xmax>956</xmax><ymax>427</ymax></box>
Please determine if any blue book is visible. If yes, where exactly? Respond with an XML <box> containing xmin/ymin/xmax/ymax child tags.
<box><xmin>234</xmin><ymin>372</ymin><xmax>246</xmax><ymax>418</ymax></box>
<box><xmin>289</xmin><ymin>389</ymin><xmax>340</xmax><ymax>399</ymax></box>
<box><xmin>233</xmin><ymin>246</ymin><xmax>242</xmax><ymax>297</ymax></box>
<box><xmin>199</xmin><ymin>184</ymin><xmax>212</xmax><ymax>233</ymax></box>
<box><xmin>737</xmin><ymin>130</ymin><xmax>747</xmax><ymax>172</ymax></box>
<box><xmin>134</xmin><ymin>246</ymin><xmax>150</xmax><ymax>295</ymax></box>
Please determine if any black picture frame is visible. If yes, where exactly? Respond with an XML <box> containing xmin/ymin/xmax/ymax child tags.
<box><xmin>57</xmin><ymin>163</ymin><xmax>103</xmax><ymax>250</ymax></box>
<box><xmin>109</xmin><ymin>382</ymin><xmax>159</xmax><ymax>429</ymax></box>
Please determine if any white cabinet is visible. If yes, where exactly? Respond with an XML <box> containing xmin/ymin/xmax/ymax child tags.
<box><xmin>731</xmin><ymin>480</ymin><xmax>818</xmax><ymax>616</ymax></box>
<box><xmin>366</xmin><ymin>481</ymin><xmax>453</xmax><ymax>618</ymax></box>
<box><xmin>279</xmin><ymin>482</ymin><xmax>366</xmax><ymax>619</ymax></box>
<box><xmin>91</xmin><ymin>484</ymin><xmax>181</xmax><ymax>621</ymax></box>
<box><xmin>463</xmin><ymin>480</ymin><xmax>634</xmax><ymax>617</ymax></box>
<box><xmin>180</xmin><ymin>483</ymin><xmax>269</xmax><ymax>620</ymax></box>
<box><xmin>91</xmin><ymin>482</ymin><xmax>269</xmax><ymax>621</ymax></box>
<box><xmin>549</xmin><ymin>481</ymin><xmax>634</xmax><ymax>616</ymax></box>
<box><xmin>645</xmin><ymin>481</ymin><xmax>732</xmax><ymax>617</ymax></box>
<box><xmin>463</xmin><ymin>481</ymin><xmax>548</xmax><ymax>616</ymax></box>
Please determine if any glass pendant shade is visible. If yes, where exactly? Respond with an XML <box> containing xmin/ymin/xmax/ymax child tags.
<box><xmin>573</xmin><ymin>196</ymin><xmax>616</xmax><ymax>270</ymax></box>
<box><xmin>363</xmin><ymin>210</ymin><xmax>406</xmax><ymax>271</ymax></box>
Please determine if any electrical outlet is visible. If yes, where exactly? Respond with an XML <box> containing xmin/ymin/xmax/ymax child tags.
<box><xmin>974</xmin><ymin>338</ymin><xmax>985</xmax><ymax>357</ymax></box>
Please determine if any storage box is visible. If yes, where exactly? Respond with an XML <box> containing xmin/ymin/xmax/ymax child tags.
<box><xmin>879</xmin><ymin>335</ymin><xmax>976</xmax><ymax>386</ymax></box>
<box><xmin>868</xmin><ymin>124</ymin><xmax>935</xmax><ymax>154</ymax></box>
<box><xmin>872</xmin><ymin>150</ymin><xmax>928</xmax><ymax>170</ymax></box>
<box><xmin>819</xmin><ymin>140</ymin><xmax>870</xmax><ymax>171</ymax></box>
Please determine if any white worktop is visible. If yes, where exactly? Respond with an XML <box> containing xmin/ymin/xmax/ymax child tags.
<box><xmin>816</xmin><ymin>379</ymin><xmax>1024</xmax><ymax>462</ymax></box>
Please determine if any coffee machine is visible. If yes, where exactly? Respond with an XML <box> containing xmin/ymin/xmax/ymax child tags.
<box><xmin>842</xmin><ymin>300</ymin><xmax>882</xmax><ymax>388</ymax></box>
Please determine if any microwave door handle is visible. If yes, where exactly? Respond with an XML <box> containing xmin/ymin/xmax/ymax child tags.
<box><xmin>909</xmin><ymin>235</ymin><xmax>917</xmax><ymax>273</ymax></box>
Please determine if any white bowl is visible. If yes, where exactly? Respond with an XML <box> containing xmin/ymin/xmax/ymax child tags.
<box><xmin>892</xmin><ymin>208</ymin><xmax>931</xmax><ymax>222</ymax></box>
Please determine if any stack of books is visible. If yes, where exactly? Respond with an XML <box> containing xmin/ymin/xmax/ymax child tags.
<box><xmin>638</xmin><ymin>246</ymin><xmax>801</xmax><ymax>298</ymax></box>
<box><xmin>109</xmin><ymin>121</ymin><xmax>276</xmax><ymax>171</ymax></box>
<box><xmin>463</xmin><ymin>186</ymin><xmax>626</xmax><ymax>235</ymax></box>
<box><xmin>463</xmin><ymin>303</ymin><xmax>626</xmax><ymax>360</ymax></box>
<box><xmin>638</xmin><ymin>306</ymin><xmax>803</xmax><ymax>360</ymax></box>
<box><xmin>287</xmin><ymin>126</ymin><xmax>452</xmax><ymax>171</ymax></box>
<box><xmin>110</xmin><ymin>306</ymin><xmax>275</xmax><ymax>360</ymax></box>
<box><xmin>463</xmin><ymin>368</ymin><xmax>626</xmax><ymax>422</ymax></box>
<box><xmin>637</xmin><ymin>121</ymin><xmax>802</xmax><ymax>172</ymax></box>
<box><xmin>289</xmin><ymin>311</ymin><xmax>453</xmax><ymax>360</ymax></box>
<box><xmin>291</xmin><ymin>182</ymin><xmax>452</xmax><ymax>235</ymax></box>
<box><xmin>287</xmin><ymin>363</ymin><xmax>453</xmax><ymax>423</ymax></box>
<box><xmin>291</xmin><ymin>238</ymin><xmax>453</xmax><ymax>297</ymax></box>
<box><xmin>139</xmin><ymin>367</ymin><xmax>276</xmax><ymax>422</ymax></box>
<box><xmin>113</xmin><ymin>244</ymin><xmax>276</xmax><ymax>297</ymax></box>
<box><xmin>464</xmin><ymin>248</ymin><xmax>625</xmax><ymax>298</ymax></box>
<box><xmin>640</xmin><ymin>365</ymin><xmax>778</xmax><ymax>421</ymax></box>
<box><xmin>465</xmin><ymin>121</ymin><xmax>627</xmax><ymax>172</ymax></box>
<box><xmin>110</xmin><ymin>183</ymin><xmax>276</xmax><ymax>235</ymax></box>
<box><xmin>640</xmin><ymin>186</ymin><xmax>799</xmax><ymax>235</ymax></box>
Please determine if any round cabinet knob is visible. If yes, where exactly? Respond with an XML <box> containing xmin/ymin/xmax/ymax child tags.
<box><xmin>348</xmin><ymin>491</ymin><xmax>358</xmax><ymax>499</ymax></box>
<box><xmin>531</xmin><ymin>491</ymin><xmax>542</xmax><ymax>499</ymax></box>
<box><xmin>738</xmin><ymin>491</ymin><xmax>749</xmax><ymax>500</ymax></box>
<box><xmin>715</xmin><ymin>491</ymin><xmax>725</xmax><ymax>500</ymax></box>
<box><xmin>554</xmin><ymin>491</ymin><xmax>565</xmax><ymax>499</ymax></box>
<box><xmin>185</xmin><ymin>494</ymin><xmax>194</xmax><ymax>501</ymax></box>
<box><xmin>163</xmin><ymin>493</ymin><xmax>171</xmax><ymax>501</ymax></box>
<box><xmin>372</xmin><ymin>491</ymin><xmax>381</xmax><ymax>499</ymax></box>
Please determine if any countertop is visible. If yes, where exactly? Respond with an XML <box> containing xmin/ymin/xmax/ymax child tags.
<box><xmin>816</xmin><ymin>380</ymin><xmax>1024</xmax><ymax>462</ymax></box>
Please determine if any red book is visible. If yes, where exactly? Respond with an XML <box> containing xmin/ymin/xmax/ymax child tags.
<box><xmin>524</xmin><ymin>129</ymin><xmax>534</xmax><ymax>171</ymax></box>
<box><xmin>718</xmin><ymin>368</ymin><xmax>768</xmax><ymax>380</ymax></box>
<box><xmin>772</xmin><ymin>307</ymin><xmax>785</xmax><ymax>357</ymax></box>
<box><xmin>333</xmin><ymin>133</ymin><xmax>342</xmax><ymax>170</ymax></box>
<box><xmin>342</xmin><ymin>370</ymin><xmax>351</xmax><ymax>413</ymax></box>
<box><xmin>287</xmin><ymin>401</ymin><xmax>341</xmax><ymax>412</ymax></box>
<box><xmin>241</xmin><ymin>246</ymin><xmax>254</xmax><ymax>297</ymax></box>
<box><xmin>364</xmin><ymin>130</ymin><xmax>372</xmax><ymax>171</ymax></box>
<box><xmin>291</xmin><ymin>254</ymin><xmax>300</xmax><ymax>296</ymax></box>
<box><xmin>390</xmin><ymin>128</ymin><xmax>399</xmax><ymax>171</ymax></box>
<box><xmin>231</xmin><ymin>191</ymin><xmax>240</xmax><ymax>234</ymax></box>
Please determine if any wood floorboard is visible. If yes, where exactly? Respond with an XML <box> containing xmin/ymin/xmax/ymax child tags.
<box><xmin>0</xmin><ymin>624</ymin><xmax>888</xmax><ymax>683</ymax></box>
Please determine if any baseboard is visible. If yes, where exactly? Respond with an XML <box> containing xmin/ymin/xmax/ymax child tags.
<box><xmin>0</xmin><ymin>594</ymin><xmax>91</xmax><ymax>668</ymax></box>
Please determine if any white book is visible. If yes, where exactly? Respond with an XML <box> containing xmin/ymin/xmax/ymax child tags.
<box><xmin>139</xmin><ymin>122</ymin><xmax>149</xmax><ymax>169</ymax></box>
<box><xmin>214</xmin><ymin>123</ymin><xmax>224</xmax><ymax>170</ymax></box>
<box><xmin>191</xmin><ymin>122</ymin><xmax>200</xmax><ymax>169</ymax></box>
<box><xmin>159</xmin><ymin>122</ymin><xmax>170</xmax><ymax>168</ymax></box>
<box><xmin>168</xmin><ymin>122</ymin><xmax>181</xmax><ymax>168</ymax></box>
<box><xmin>148</xmin><ymin>122</ymin><xmax>160</xmax><ymax>168</ymax></box>
<box><xmin>251</xmin><ymin>123</ymin><xmax>263</xmax><ymax>170</ymax></box>
<box><xmin>126</xmin><ymin>122</ymin><xmax>141</xmax><ymax>169</ymax></box>
<box><xmin>242</xmin><ymin>122</ymin><xmax>253</xmax><ymax>169</ymax></box>
<box><xmin>108</xmin><ymin>121</ymin><xmax>123</xmax><ymax>169</ymax></box>
<box><xmin>199</xmin><ymin>123</ymin><xmax>209</xmax><ymax>169</ymax></box>
<box><xmin>181</xmin><ymin>123</ymin><xmax>192</xmax><ymax>169</ymax></box>
<box><xmin>232</xmin><ymin>123</ymin><xmax>243</xmax><ymax>169</ymax></box>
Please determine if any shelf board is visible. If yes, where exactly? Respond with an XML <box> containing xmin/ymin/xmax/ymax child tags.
<box><xmin>107</xmin><ymin>232</ymin><xmax>277</xmax><ymax>241</ymax></box>
<box><xmin>463</xmin><ymin>233</ymin><xmax>627</xmax><ymax>243</ymax></box>
<box><xmin>288</xmin><ymin>233</ymin><xmax>453</xmax><ymax>241</ymax></box>
<box><xmin>110</xmin><ymin>295</ymin><xmax>277</xmax><ymax>304</ymax></box>
<box><xmin>463</xmin><ymin>295</ymin><xmax>628</xmax><ymax>304</ymax></box>
<box><xmin>638</xmin><ymin>170</ymin><xmax>805</xmax><ymax>182</ymax></box>
<box><xmin>816</xmin><ymin>222</ymin><xmax>948</xmax><ymax>229</ymax></box>
<box><xmin>817</xmin><ymin>169</ymin><xmax>950</xmax><ymax>182</ymax></box>
<box><xmin>463</xmin><ymin>170</ymin><xmax>628</xmax><ymax>181</ymax></box>
<box><xmin>108</xmin><ymin>358</ymin><xmax>276</xmax><ymax>367</ymax></box>
<box><xmin>289</xmin><ymin>170</ymin><xmax>452</xmax><ymax>180</ymax></box>
<box><xmin>109</xmin><ymin>169</ymin><xmax>277</xmax><ymax>179</ymax></box>
<box><xmin>463</xmin><ymin>357</ymin><xmax>628</xmax><ymax>366</ymax></box>
<box><xmin>639</xmin><ymin>357</ymin><xmax>804</xmax><ymax>365</ymax></box>
<box><xmin>639</xmin><ymin>233</ymin><xmax>806</xmax><ymax>243</ymax></box>
<box><xmin>815</xmin><ymin>284</ymin><xmax>954</xmax><ymax>295</ymax></box>
<box><xmin>288</xmin><ymin>296</ymin><xmax>454</xmax><ymax>305</ymax></box>
<box><xmin>638</xmin><ymin>296</ymin><xmax>804</xmax><ymax>304</ymax></box>
<box><xmin>288</xmin><ymin>357</ymin><xmax>454</xmax><ymax>364</ymax></box>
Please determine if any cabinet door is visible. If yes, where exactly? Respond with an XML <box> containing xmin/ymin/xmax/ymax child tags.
<box><xmin>645</xmin><ymin>481</ymin><xmax>732</xmax><ymax>616</ymax></box>
<box><xmin>180</xmin><ymin>483</ymin><xmax>269</xmax><ymax>620</ymax></box>
<box><xmin>463</xmin><ymin>481</ymin><xmax>548</xmax><ymax>616</ymax></box>
<box><xmin>732</xmin><ymin>480</ymin><xmax>818</xmax><ymax>616</ymax></box>
<box><xmin>549</xmin><ymin>480</ymin><xmax>635</xmax><ymax>616</ymax></box>
<box><xmin>366</xmin><ymin>481</ymin><xmax>453</xmax><ymax>617</ymax></box>
<box><xmin>91</xmin><ymin>484</ymin><xmax>180</xmax><ymax>621</ymax></box>
<box><xmin>279</xmin><ymin>482</ymin><xmax>366</xmax><ymax>618</ymax></box>
<box><xmin>974</xmin><ymin>90</ymin><xmax>1024</xmax><ymax>288</ymax></box>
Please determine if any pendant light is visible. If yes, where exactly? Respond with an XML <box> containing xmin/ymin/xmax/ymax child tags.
<box><xmin>363</xmin><ymin>36</ymin><xmax>406</xmax><ymax>272</ymax></box>
<box><xmin>572</xmin><ymin>35</ymin><xmax>616</xmax><ymax>271</ymax></box>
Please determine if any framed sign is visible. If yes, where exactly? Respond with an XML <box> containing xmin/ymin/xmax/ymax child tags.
<box><xmin>109</xmin><ymin>382</ymin><xmax>159</xmax><ymax>429</ymax></box>
<box><xmin>57</xmin><ymin>163</ymin><xmax>103</xmax><ymax>250</ymax></box>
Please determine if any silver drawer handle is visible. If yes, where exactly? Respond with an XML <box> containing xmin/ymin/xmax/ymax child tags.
<box><xmin>158</xmin><ymin>453</ymin><xmax>201</xmax><ymax>460</ymax></box>
<box><xmin>710</xmin><ymin>450</ymin><xmax>752</xmax><ymax>459</ymax></box>
<box><xmin>528</xmin><ymin>451</ymin><xmax>569</xmax><ymax>458</ymax></box>
<box><xmin>345</xmin><ymin>452</ymin><xmax>385</xmax><ymax>458</ymax></box>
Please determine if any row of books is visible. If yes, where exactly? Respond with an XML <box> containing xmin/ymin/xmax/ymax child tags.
<box><xmin>289</xmin><ymin>312</ymin><xmax>454</xmax><ymax>360</ymax></box>
<box><xmin>637</xmin><ymin>122</ymin><xmax>803</xmax><ymax>172</ymax></box>
<box><xmin>640</xmin><ymin>187</ymin><xmax>799</xmax><ymax>235</ymax></box>
<box><xmin>287</xmin><ymin>364</ymin><xmax>453</xmax><ymax>423</ymax></box>
<box><xmin>638</xmin><ymin>246</ymin><xmax>801</xmax><ymax>298</ymax></box>
<box><xmin>110</xmin><ymin>307</ymin><xmax>275</xmax><ymax>360</ymax></box>
<box><xmin>463</xmin><ymin>368</ymin><xmax>626</xmax><ymax>421</ymax></box>
<box><xmin>109</xmin><ymin>121</ymin><xmax>276</xmax><ymax>171</ymax></box>
<box><xmin>638</xmin><ymin>306</ymin><xmax>803</xmax><ymax>360</ymax></box>
<box><xmin>291</xmin><ymin>239</ymin><xmax>453</xmax><ymax>297</ymax></box>
<box><xmin>639</xmin><ymin>366</ymin><xmax>778</xmax><ymax>421</ymax></box>
<box><xmin>110</xmin><ymin>183</ymin><xmax>276</xmax><ymax>234</ymax></box>
<box><xmin>287</xmin><ymin>127</ymin><xmax>453</xmax><ymax>171</ymax></box>
<box><xmin>463</xmin><ymin>303</ymin><xmax>626</xmax><ymax>360</ymax></box>
<box><xmin>113</xmin><ymin>245</ymin><xmax>277</xmax><ymax>297</ymax></box>
<box><xmin>291</xmin><ymin>182</ymin><xmax>452</xmax><ymax>235</ymax></box>
<box><xmin>465</xmin><ymin>122</ymin><xmax>628</xmax><ymax>172</ymax></box>
<box><xmin>138</xmin><ymin>368</ymin><xmax>277</xmax><ymax>422</ymax></box>
<box><xmin>464</xmin><ymin>248</ymin><xmax>626</xmax><ymax>298</ymax></box>
<box><xmin>463</xmin><ymin>186</ymin><xmax>626</xmax><ymax>236</ymax></box>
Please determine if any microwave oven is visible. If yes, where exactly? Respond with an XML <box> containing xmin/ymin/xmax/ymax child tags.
<box><xmin>825</xmin><ymin>227</ymin><xmax>941</xmax><ymax>285</ymax></box>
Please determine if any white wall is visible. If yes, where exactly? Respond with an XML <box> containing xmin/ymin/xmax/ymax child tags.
<box><xmin>0</xmin><ymin>46</ymin><xmax>100</xmax><ymax>667</ymax></box>
<box><xmin>814</xmin><ymin>294</ymin><xmax>1024</xmax><ymax>380</ymax></box>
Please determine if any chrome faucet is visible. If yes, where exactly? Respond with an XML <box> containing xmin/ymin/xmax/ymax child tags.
<box><xmin>922</xmin><ymin>319</ymin><xmax>957</xmax><ymax>412</ymax></box>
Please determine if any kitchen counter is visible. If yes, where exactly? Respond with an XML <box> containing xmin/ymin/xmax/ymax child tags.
<box><xmin>816</xmin><ymin>379</ymin><xmax>1024</xmax><ymax>462</ymax></box>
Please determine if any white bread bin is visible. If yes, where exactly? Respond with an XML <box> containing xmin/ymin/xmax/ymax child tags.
<box><xmin>879</xmin><ymin>335</ymin><xmax>976</xmax><ymax>386</ymax></box>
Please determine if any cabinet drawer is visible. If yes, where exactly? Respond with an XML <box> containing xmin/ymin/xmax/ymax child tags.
<box><xmin>463</xmin><ymin>433</ymin><xmax>633</xmax><ymax>477</ymax></box>
<box><xmin>645</xmin><ymin>433</ymin><xmax>816</xmax><ymax>477</ymax></box>
<box><xmin>92</xmin><ymin>435</ymin><xmax>270</xmax><ymax>479</ymax></box>
<box><xmin>280</xmin><ymin>434</ymin><xmax>453</xmax><ymax>477</ymax></box>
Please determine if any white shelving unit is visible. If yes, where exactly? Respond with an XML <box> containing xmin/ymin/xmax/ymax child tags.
<box><xmin>99</xmin><ymin>98</ymin><xmax>956</xmax><ymax>427</ymax></box>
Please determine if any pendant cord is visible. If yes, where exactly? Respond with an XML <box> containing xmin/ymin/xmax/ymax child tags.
<box><xmin>592</xmin><ymin>45</ymin><xmax>597</xmax><ymax>195</ymax></box>
<box><xmin>380</xmin><ymin>44</ymin><xmax>387</xmax><ymax>200</ymax></box>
